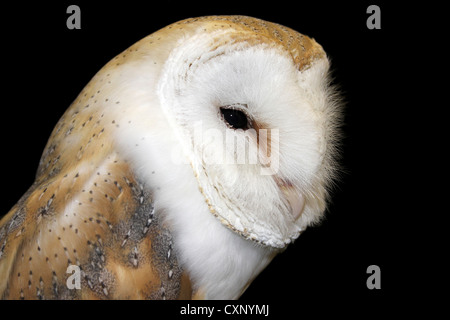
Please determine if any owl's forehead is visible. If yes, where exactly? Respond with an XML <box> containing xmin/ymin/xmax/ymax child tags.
<box><xmin>157</xmin><ymin>15</ymin><xmax>326</xmax><ymax>72</ymax></box>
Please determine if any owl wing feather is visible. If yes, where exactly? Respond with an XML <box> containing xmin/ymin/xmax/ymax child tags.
<box><xmin>0</xmin><ymin>149</ymin><xmax>192</xmax><ymax>299</ymax></box>
<box><xmin>0</xmin><ymin>149</ymin><xmax>193</xmax><ymax>299</ymax></box>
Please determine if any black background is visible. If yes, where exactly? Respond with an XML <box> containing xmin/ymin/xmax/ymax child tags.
<box><xmin>0</xmin><ymin>0</ymin><xmax>421</xmax><ymax>314</ymax></box>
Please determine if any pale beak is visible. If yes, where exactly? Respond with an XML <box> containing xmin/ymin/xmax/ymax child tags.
<box><xmin>279</xmin><ymin>183</ymin><xmax>305</xmax><ymax>221</ymax></box>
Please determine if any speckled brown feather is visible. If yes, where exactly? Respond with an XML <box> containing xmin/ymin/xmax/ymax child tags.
<box><xmin>0</xmin><ymin>152</ymin><xmax>192</xmax><ymax>299</ymax></box>
<box><xmin>0</xmin><ymin>16</ymin><xmax>326</xmax><ymax>299</ymax></box>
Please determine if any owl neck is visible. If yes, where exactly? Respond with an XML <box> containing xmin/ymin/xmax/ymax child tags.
<box><xmin>156</xmin><ymin>171</ymin><xmax>279</xmax><ymax>299</ymax></box>
<box><xmin>114</xmin><ymin>116</ymin><xmax>279</xmax><ymax>298</ymax></box>
<box><xmin>173</xmin><ymin>206</ymin><xmax>278</xmax><ymax>299</ymax></box>
<box><xmin>130</xmin><ymin>154</ymin><xmax>278</xmax><ymax>299</ymax></box>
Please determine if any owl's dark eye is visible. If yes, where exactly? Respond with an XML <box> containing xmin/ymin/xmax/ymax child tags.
<box><xmin>220</xmin><ymin>107</ymin><xmax>249</xmax><ymax>130</ymax></box>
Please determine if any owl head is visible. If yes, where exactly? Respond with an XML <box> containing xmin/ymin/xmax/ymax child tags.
<box><xmin>79</xmin><ymin>16</ymin><xmax>342</xmax><ymax>250</ymax></box>
<box><xmin>151</xmin><ymin>16</ymin><xmax>341</xmax><ymax>248</ymax></box>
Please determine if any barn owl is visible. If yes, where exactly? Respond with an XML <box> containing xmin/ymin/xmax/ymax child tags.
<box><xmin>0</xmin><ymin>15</ymin><xmax>341</xmax><ymax>300</ymax></box>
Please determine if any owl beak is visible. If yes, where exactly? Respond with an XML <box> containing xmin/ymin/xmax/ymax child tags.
<box><xmin>278</xmin><ymin>181</ymin><xmax>305</xmax><ymax>221</ymax></box>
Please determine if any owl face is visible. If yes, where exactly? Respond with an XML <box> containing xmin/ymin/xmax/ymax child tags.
<box><xmin>157</xmin><ymin>22</ymin><xmax>338</xmax><ymax>248</ymax></box>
